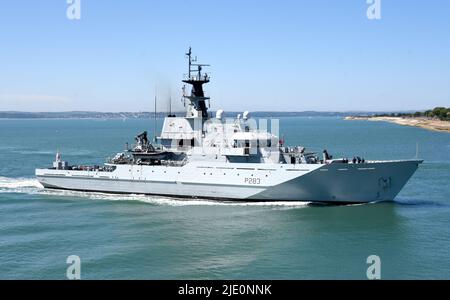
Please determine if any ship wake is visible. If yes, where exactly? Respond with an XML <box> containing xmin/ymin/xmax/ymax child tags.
<box><xmin>0</xmin><ymin>176</ymin><xmax>44</xmax><ymax>190</ymax></box>
<box><xmin>0</xmin><ymin>177</ymin><xmax>311</xmax><ymax>208</ymax></box>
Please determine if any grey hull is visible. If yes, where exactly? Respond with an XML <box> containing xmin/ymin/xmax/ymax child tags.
<box><xmin>251</xmin><ymin>160</ymin><xmax>421</xmax><ymax>202</ymax></box>
<box><xmin>37</xmin><ymin>160</ymin><xmax>422</xmax><ymax>203</ymax></box>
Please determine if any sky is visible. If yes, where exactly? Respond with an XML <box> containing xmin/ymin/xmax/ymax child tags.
<box><xmin>0</xmin><ymin>0</ymin><xmax>449</xmax><ymax>112</ymax></box>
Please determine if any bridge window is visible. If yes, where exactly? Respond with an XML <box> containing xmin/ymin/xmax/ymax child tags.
<box><xmin>177</xmin><ymin>138</ymin><xmax>195</xmax><ymax>148</ymax></box>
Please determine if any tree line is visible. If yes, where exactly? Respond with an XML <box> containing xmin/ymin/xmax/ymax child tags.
<box><xmin>374</xmin><ymin>107</ymin><xmax>450</xmax><ymax>121</ymax></box>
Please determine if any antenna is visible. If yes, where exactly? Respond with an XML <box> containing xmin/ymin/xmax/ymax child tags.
<box><xmin>154</xmin><ymin>87</ymin><xmax>157</xmax><ymax>143</ymax></box>
<box><xmin>168</xmin><ymin>87</ymin><xmax>172</xmax><ymax>116</ymax></box>
<box><xmin>186</xmin><ymin>47</ymin><xmax>192</xmax><ymax>78</ymax></box>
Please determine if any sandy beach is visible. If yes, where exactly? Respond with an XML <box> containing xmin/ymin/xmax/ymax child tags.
<box><xmin>345</xmin><ymin>116</ymin><xmax>450</xmax><ymax>133</ymax></box>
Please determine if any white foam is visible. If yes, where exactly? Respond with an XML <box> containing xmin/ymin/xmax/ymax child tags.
<box><xmin>15</xmin><ymin>150</ymin><xmax>55</xmax><ymax>155</ymax></box>
<box><xmin>0</xmin><ymin>176</ymin><xmax>43</xmax><ymax>189</ymax></box>
<box><xmin>36</xmin><ymin>189</ymin><xmax>310</xmax><ymax>207</ymax></box>
<box><xmin>0</xmin><ymin>177</ymin><xmax>310</xmax><ymax>208</ymax></box>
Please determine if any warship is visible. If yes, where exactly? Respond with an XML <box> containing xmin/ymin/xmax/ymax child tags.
<box><xmin>36</xmin><ymin>48</ymin><xmax>422</xmax><ymax>203</ymax></box>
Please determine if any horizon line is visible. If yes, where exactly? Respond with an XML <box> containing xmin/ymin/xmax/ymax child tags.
<box><xmin>0</xmin><ymin>109</ymin><xmax>436</xmax><ymax>114</ymax></box>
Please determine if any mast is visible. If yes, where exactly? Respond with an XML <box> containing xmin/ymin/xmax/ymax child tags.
<box><xmin>154</xmin><ymin>88</ymin><xmax>157</xmax><ymax>143</ymax></box>
<box><xmin>168</xmin><ymin>88</ymin><xmax>173</xmax><ymax>117</ymax></box>
<box><xmin>169</xmin><ymin>95</ymin><xmax>172</xmax><ymax>116</ymax></box>
<box><xmin>182</xmin><ymin>47</ymin><xmax>211</xmax><ymax>119</ymax></box>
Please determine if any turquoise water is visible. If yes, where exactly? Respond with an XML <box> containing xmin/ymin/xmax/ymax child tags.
<box><xmin>0</xmin><ymin>117</ymin><xmax>449</xmax><ymax>279</ymax></box>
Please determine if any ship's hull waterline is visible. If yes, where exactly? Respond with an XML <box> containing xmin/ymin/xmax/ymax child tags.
<box><xmin>36</xmin><ymin>160</ymin><xmax>421</xmax><ymax>203</ymax></box>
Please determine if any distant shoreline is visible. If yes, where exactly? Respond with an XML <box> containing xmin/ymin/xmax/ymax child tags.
<box><xmin>345</xmin><ymin>116</ymin><xmax>450</xmax><ymax>133</ymax></box>
<box><xmin>0</xmin><ymin>111</ymin><xmax>407</xmax><ymax>119</ymax></box>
